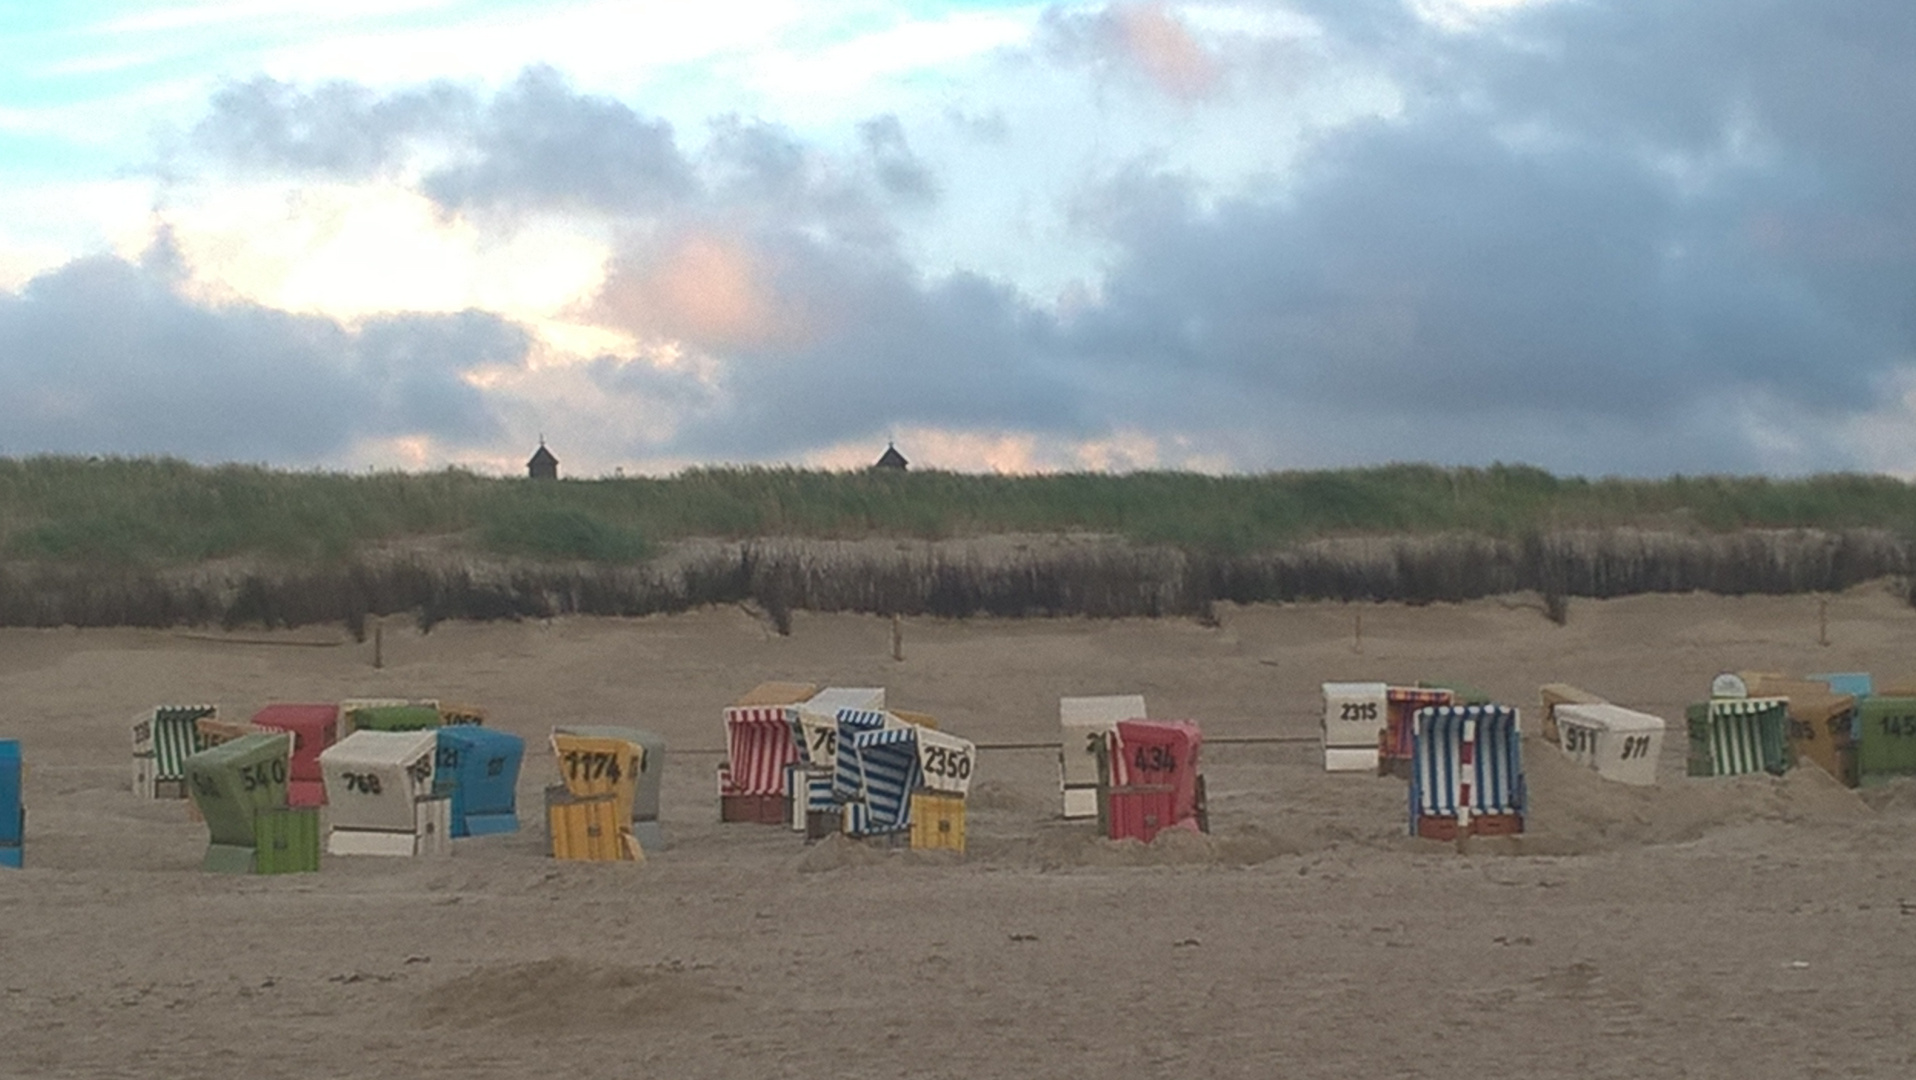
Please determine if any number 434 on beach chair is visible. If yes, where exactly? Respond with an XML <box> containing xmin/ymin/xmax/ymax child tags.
<box><xmin>1095</xmin><ymin>720</ymin><xmax>1208</xmax><ymax>844</ymax></box>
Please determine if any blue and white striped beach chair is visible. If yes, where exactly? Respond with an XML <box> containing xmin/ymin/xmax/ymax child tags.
<box><xmin>1409</xmin><ymin>705</ymin><xmax>1525</xmax><ymax>837</ymax></box>
<box><xmin>835</xmin><ymin>724</ymin><xmax>923</xmax><ymax>837</ymax></box>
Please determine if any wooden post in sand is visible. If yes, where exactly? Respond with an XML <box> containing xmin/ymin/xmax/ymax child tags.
<box><xmin>1818</xmin><ymin>597</ymin><xmax>1829</xmax><ymax>647</ymax></box>
<box><xmin>891</xmin><ymin>615</ymin><xmax>904</xmax><ymax>662</ymax></box>
<box><xmin>374</xmin><ymin>622</ymin><xmax>385</xmax><ymax>669</ymax></box>
<box><xmin>1353</xmin><ymin>611</ymin><xmax>1363</xmax><ymax>655</ymax></box>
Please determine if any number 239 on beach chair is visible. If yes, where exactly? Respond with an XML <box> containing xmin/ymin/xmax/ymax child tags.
<box><xmin>1059</xmin><ymin>695</ymin><xmax>1147</xmax><ymax>820</ymax></box>
<box><xmin>1409</xmin><ymin>705</ymin><xmax>1525</xmax><ymax>841</ymax></box>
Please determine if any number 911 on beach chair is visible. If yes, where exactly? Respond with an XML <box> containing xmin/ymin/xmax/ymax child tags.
<box><xmin>1409</xmin><ymin>705</ymin><xmax>1525</xmax><ymax>841</ymax></box>
<box><xmin>1553</xmin><ymin>703</ymin><xmax>1665</xmax><ymax>786</ymax></box>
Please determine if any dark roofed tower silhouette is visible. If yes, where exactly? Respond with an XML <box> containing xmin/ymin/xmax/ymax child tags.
<box><xmin>873</xmin><ymin>442</ymin><xmax>908</xmax><ymax>471</ymax></box>
<box><xmin>527</xmin><ymin>439</ymin><xmax>558</xmax><ymax>480</ymax></box>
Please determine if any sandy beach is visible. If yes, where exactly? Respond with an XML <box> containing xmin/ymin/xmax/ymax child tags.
<box><xmin>4</xmin><ymin>587</ymin><xmax>1916</xmax><ymax>1078</ymax></box>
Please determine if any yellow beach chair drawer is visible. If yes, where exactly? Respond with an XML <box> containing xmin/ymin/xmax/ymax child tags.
<box><xmin>909</xmin><ymin>791</ymin><xmax>966</xmax><ymax>853</ymax></box>
<box><xmin>545</xmin><ymin>785</ymin><xmax>637</xmax><ymax>862</ymax></box>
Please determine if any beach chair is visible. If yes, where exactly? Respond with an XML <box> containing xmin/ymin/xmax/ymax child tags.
<box><xmin>0</xmin><ymin>740</ymin><xmax>20</xmax><ymax>868</ymax></box>
<box><xmin>1059</xmin><ymin>695</ymin><xmax>1146</xmax><ymax>819</ymax></box>
<box><xmin>553</xmin><ymin>725</ymin><xmax>666</xmax><ymax>851</ymax></box>
<box><xmin>786</xmin><ymin>688</ymin><xmax>884</xmax><ymax>833</ymax></box>
<box><xmin>1854</xmin><ymin>696</ymin><xmax>1916</xmax><ymax>787</ymax></box>
<box><xmin>1686</xmin><ymin>698</ymin><xmax>1791</xmax><ymax>778</ymax></box>
<box><xmin>319</xmin><ymin>730</ymin><xmax>448</xmax><ymax>856</ymax></box>
<box><xmin>834</xmin><ymin>716</ymin><xmax>921</xmax><ymax>839</ymax></box>
<box><xmin>434</xmin><ymin>726</ymin><xmax>524</xmax><ymax>837</ymax></box>
<box><xmin>250</xmin><ymin>704</ymin><xmax>341</xmax><ymax>808</ymax></box>
<box><xmin>720</xmin><ymin>683</ymin><xmax>816</xmax><ymax>823</ymax></box>
<box><xmin>133</xmin><ymin>705</ymin><xmax>216</xmax><ymax>798</ymax></box>
<box><xmin>1553</xmin><ymin>703</ymin><xmax>1666</xmax><ymax>786</ymax></box>
<box><xmin>1380</xmin><ymin>687</ymin><xmax>1453</xmax><ymax>779</ymax></box>
<box><xmin>1409</xmin><ymin>705</ymin><xmax>1525</xmax><ymax>840</ymax></box>
<box><xmin>1101</xmin><ymin>720</ymin><xmax>1206</xmax><ymax>843</ymax></box>
<box><xmin>184</xmin><ymin>732</ymin><xmax>297</xmax><ymax>872</ymax></box>
<box><xmin>1537</xmin><ymin>684</ymin><xmax>1605</xmax><ymax>745</ymax></box>
<box><xmin>1321</xmin><ymin>682</ymin><xmax>1386</xmax><ymax>772</ymax></box>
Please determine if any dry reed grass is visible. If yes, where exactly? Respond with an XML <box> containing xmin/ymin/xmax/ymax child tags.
<box><xmin>0</xmin><ymin>527</ymin><xmax>1903</xmax><ymax>631</ymax></box>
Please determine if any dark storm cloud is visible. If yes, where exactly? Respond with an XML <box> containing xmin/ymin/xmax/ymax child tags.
<box><xmin>192</xmin><ymin>66</ymin><xmax>693</xmax><ymax>213</ymax></box>
<box><xmin>664</xmin><ymin>239</ymin><xmax>1079</xmax><ymax>457</ymax></box>
<box><xmin>0</xmin><ymin>250</ymin><xmax>523</xmax><ymax>462</ymax></box>
<box><xmin>420</xmin><ymin>67</ymin><xmax>693</xmax><ymax>213</ymax></box>
<box><xmin>1019</xmin><ymin>0</ymin><xmax>1916</xmax><ymax>473</ymax></box>
<box><xmin>162</xmin><ymin>3</ymin><xmax>1916</xmax><ymax>474</ymax></box>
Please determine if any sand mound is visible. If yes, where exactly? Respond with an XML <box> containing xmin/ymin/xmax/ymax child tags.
<box><xmin>965</xmin><ymin>779</ymin><xmax>1049</xmax><ymax>812</ymax></box>
<box><xmin>793</xmin><ymin>832</ymin><xmax>898</xmax><ymax>873</ymax></box>
<box><xmin>418</xmin><ymin>958</ymin><xmax>730</xmax><ymax>1031</ymax></box>
<box><xmin>1857</xmin><ymin>777</ymin><xmax>1916</xmax><ymax>813</ymax></box>
<box><xmin>1521</xmin><ymin>735</ymin><xmax>1874</xmax><ymax>854</ymax></box>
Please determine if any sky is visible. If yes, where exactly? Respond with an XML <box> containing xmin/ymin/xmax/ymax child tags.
<box><xmin>3</xmin><ymin>0</ymin><xmax>1916</xmax><ymax>478</ymax></box>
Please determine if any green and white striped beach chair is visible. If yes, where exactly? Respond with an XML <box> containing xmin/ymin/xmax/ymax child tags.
<box><xmin>133</xmin><ymin>705</ymin><xmax>218</xmax><ymax>798</ymax></box>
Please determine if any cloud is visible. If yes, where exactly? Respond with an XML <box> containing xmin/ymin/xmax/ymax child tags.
<box><xmin>0</xmin><ymin>240</ymin><xmax>524</xmax><ymax>462</ymax></box>
<box><xmin>88</xmin><ymin>2</ymin><xmax>1916</xmax><ymax>476</ymax></box>
<box><xmin>858</xmin><ymin>114</ymin><xmax>939</xmax><ymax>202</ymax></box>
<box><xmin>1044</xmin><ymin>2</ymin><xmax>1223</xmax><ymax>101</ymax></box>
<box><xmin>191</xmin><ymin>66</ymin><xmax>694</xmax><ymax>214</ymax></box>
<box><xmin>421</xmin><ymin>66</ymin><xmax>694</xmax><ymax>214</ymax></box>
<box><xmin>594</xmin><ymin>230</ymin><xmax>800</xmax><ymax>352</ymax></box>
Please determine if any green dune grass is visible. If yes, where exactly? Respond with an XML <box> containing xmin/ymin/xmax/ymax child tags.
<box><xmin>2</xmin><ymin>455</ymin><xmax>1915</xmax><ymax>566</ymax></box>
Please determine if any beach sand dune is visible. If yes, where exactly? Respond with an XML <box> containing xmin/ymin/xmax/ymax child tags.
<box><xmin>3</xmin><ymin>588</ymin><xmax>1915</xmax><ymax>1078</ymax></box>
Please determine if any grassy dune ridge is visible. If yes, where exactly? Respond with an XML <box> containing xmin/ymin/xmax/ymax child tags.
<box><xmin>1</xmin><ymin>456</ymin><xmax>1913</xmax><ymax>629</ymax></box>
